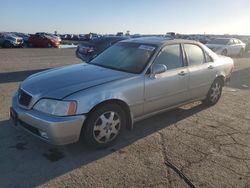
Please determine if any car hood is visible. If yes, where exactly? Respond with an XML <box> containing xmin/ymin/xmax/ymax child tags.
<box><xmin>21</xmin><ymin>63</ymin><xmax>132</xmax><ymax>99</ymax></box>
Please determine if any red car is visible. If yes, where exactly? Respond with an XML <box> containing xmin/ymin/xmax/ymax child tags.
<box><xmin>28</xmin><ymin>34</ymin><xmax>60</xmax><ymax>48</ymax></box>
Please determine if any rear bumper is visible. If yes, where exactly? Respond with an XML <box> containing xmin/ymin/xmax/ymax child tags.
<box><xmin>11</xmin><ymin>94</ymin><xmax>86</xmax><ymax>145</ymax></box>
<box><xmin>12</xmin><ymin>42</ymin><xmax>24</xmax><ymax>47</ymax></box>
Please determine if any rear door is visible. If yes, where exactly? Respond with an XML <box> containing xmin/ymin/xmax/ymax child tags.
<box><xmin>144</xmin><ymin>44</ymin><xmax>189</xmax><ymax>114</ymax></box>
<box><xmin>183</xmin><ymin>43</ymin><xmax>216</xmax><ymax>100</ymax></box>
<box><xmin>227</xmin><ymin>39</ymin><xmax>239</xmax><ymax>55</ymax></box>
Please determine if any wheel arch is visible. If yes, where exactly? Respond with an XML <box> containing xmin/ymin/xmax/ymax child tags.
<box><xmin>83</xmin><ymin>99</ymin><xmax>133</xmax><ymax>131</ymax></box>
<box><xmin>215</xmin><ymin>74</ymin><xmax>226</xmax><ymax>86</ymax></box>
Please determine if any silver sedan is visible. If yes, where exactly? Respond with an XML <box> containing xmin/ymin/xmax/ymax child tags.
<box><xmin>206</xmin><ymin>38</ymin><xmax>246</xmax><ymax>57</ymax></box>
<box><xmin>11</xmin><ymin>37</ymin><xmax>234</xmax><ymax>148</ymax></box>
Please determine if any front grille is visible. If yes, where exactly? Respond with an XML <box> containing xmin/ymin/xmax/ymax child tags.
<box><xmin>17</xmin><ymin>39</ymin><xmax>23</xmax><ymax>43</ymax></box>
<box><xmin>18</xmin><ymin>89</ymin><xmax>32</xmax><ymax>107</ymax></box>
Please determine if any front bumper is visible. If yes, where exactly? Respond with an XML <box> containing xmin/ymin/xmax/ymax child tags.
<box><xmin>12</xmin><ymin>42</ymin><xmax>24</xmax><ymax>47</ymax></box>
<box><xmin>11</xmin><ymin>95</ymin><xmax>86</xmax><ymax>145</ymax></box>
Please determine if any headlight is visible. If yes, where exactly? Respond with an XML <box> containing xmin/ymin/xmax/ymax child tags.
<box><xmin>33</xmin><ymin>99</ymin><xmax>77</xmax><ymax>116</ymax></box>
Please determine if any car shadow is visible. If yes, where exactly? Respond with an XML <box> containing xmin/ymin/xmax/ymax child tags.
<box><xmin>0</xmin><ymin>69</ymin><xmax>48</xmax><ymax>84</ymax></box>
<box><xmin>228</xmin><ymin>67</ymin><xmax>250</xmax><ymax>90</ymax></box>
<box><xmin>0</xmin><ymin>102</ymin><xmax>208</xmax><ymax>187</ymax></box>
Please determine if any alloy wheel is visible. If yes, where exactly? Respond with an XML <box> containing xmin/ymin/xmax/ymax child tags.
<box><xmin>93</xmin><ymin>111</ymin><xmax>121</xmax><ymax>144</ymax></box>
<box><xmin>210</xmin><ymin>82</ymin><xmax>221</xmax><ymax>103</ymax></box>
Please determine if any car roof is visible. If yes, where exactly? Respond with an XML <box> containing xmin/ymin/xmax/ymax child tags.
<box><xmin>121</xmin><ymin>37</ymin><xmax>200</xmax><ymax>47</ymax></box>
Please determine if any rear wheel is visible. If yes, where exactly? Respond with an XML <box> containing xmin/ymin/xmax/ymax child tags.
<box><xmin>83</xmin><ymin>103</ymin><xmax>126</xmax><ymax>148</ymax></box>
<box><xmin>3</xmin><ymin>41</ymin><xmax>12</xmax><ymax>48</ymax></box>
<box><xmin>203</xmin><ymin>78</ymin><xmax>223</xmax><ymax>106</ymax></box>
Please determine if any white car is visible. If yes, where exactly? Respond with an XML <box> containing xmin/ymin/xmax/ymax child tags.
<box><xmin>206</xmin><ymin>38</ymin><xmax>246</xmax><ymax>57</ymax></box>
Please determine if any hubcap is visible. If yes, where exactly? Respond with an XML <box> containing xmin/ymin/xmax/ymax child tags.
<box><xmin>93</xmin><ymin>111</ymin><xmax>121</xmax><ymax>144</ymax></box>
<box><xmin>210</xmin><ymin>83</ymin><xmax>221</xmax><ymax>102</ymax></box>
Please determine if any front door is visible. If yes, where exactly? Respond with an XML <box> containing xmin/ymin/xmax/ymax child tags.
<box><xmin>144</xmin><ymin>44</ymin><xmax>189</xmax><ymax>115</ymax></box>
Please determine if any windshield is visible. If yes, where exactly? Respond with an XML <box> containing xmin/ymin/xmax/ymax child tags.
<box><xmin>208</xmin><ymin>38</ymin><xmax>229</xmax><ymax>45</ymax></box>
<box><xmin>90</xmin><ymin>42</ymin><xmax>157</xmax><ymax>74</ymax></box>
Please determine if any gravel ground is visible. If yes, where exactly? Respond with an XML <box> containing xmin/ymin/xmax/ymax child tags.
<box><xmin>0</xmin><ymin>49</ymin><xmax>250</xmax><ymax>188</ymax></box>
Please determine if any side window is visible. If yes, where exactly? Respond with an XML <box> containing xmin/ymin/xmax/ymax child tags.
<box><xmin>229</xmin><ymin>39</ymin><xmax>234</xmax><ymax>45</ymax></box>
<box><xmin>184</xmin><ymin>44</ymin><xmax>205</xmax><ymax>66</ymax></box>
<box><xmin>154</xmin><ymin>44</ymin><xmax>183</xmax><ymax>70</ymax></box>
<box><xmin>235</xmin><ymin>39</ymin><xmax>241</xmax><ymax>44</ymax></box>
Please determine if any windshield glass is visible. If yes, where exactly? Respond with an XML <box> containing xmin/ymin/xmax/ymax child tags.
<box><xmin>90</xmin><ymin>42</ymin><xmax>157</xmax><ymax>74</ymax></box>
<box><xmin>208</xmin><ymin>38</ymin><xmax>229</xmax><ymax>45</ymax></box>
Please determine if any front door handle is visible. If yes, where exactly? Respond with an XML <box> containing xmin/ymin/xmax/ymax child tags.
<box><xmin>208</xmin><ymin>65</ymin><xmax>214</xmax><ymax>69</ymax></box>
<box><xmin>178</xmin><ymin>71</ymin><xmax>187</xmax><ymax>76</ymax></box>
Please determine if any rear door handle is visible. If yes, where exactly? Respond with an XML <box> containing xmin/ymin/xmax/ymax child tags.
<box><xmin>178</xmin><ymin>71</ymin><xmax>187</xmax><ymax>76</ymax></box>
<box><xmin>208</xmin><ymin>65</ymin><xmax>214</xmax><ymax>69</ymax></box>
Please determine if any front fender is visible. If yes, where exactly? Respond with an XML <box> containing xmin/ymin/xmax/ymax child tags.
<box><xmin>64</xmin><ymin>76</ymin><xmax>145</xmax><ymax>120</ymax></box>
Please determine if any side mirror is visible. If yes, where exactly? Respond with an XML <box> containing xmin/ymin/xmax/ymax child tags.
<box><xmin>151</xmin><ymin>64</ymin><xmax>167</xmax><ymax>78</ymax></box>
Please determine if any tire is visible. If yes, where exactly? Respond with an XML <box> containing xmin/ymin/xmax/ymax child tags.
<box><xmin>3</xmin><ymin>41</ymin><xmax>12</xmax><ymax>48</ymax></box>
<box><xmin>23</xmin><ymin>43</ymin><xmax>28</xmax><ymax>48</ymax></box>
<box><xmin>203</xmin><ymin>78</ymin><xmax>223</xmax><ymax>106</ymax></box>
<box><xmin>221</xmin><ymin>49</ymin><xmax>227</xmax><ymax>56</ymax></box>
<box><xmin>83</xmin><ymin>103</ymin><xmax>126</xmax><ymax>148</ymax></box>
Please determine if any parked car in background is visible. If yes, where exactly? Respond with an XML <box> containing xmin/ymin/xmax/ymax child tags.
<box><xmin>11</xmin><ymin>37</ymin><xmax>234</xmax><ymax>148</ymax></box>
<box><xmin>84</xmin><ymin>33</ymin><xmax>101</xmax><ymax>40</ymax></box>
<box><xmin>14</xmin><ymin>32</ymin><xmax>30</xmax><ymax>47</ymax></box>
<box><xmin>206</xmin><ymin>38</ymin><xmax>246</xmax><ymax>57</ymax></box>
<box><xmin>0</xmin><ymin>33</ymin><xmax>24</xmax><ymax>48</ymax></box>
<box><xmin>29</xmin><ymin>34</ymin><xmax>60</xmax><ymax>48</ymax></box>
<box><xmin>0</xmin><ymin>33</ymin><xmax>5</xmax><ymax>47</ymax></box>
<box><xmin>76</xmin><ymin>36</ymin><xmax>129</xmax><ymax>62</ymax></box>
<box><xmin>36</xmin><ymin>32</ymin><xmax>62</xmax><ymax>42</ymax></box>
<box><xmin>245</xmin><ymin>39</ymin><xmax>250</xmax><ymax>52</ymax></box>
<box><xmin>116</xmin><ymin>32</ymin><xmax>124</xmax><ymax>36</ymax></box>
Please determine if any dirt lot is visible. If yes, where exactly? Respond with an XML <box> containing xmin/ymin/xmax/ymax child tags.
<box><xmin>0</xmin><ymin>48</ymin><xmax>250</xmax><ymax>188</ymax></box>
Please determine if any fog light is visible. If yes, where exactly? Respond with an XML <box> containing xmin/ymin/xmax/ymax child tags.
<box><xmin>39</xmin><ymin>130</ymin><xmax>49</xmax><ymax>139</ymax></box>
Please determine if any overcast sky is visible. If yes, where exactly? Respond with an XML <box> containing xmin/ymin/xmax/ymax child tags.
<box><xmin>1</xmin><ymin>0</ymin><xmax>250</xmax><ymax>35</ymax></box>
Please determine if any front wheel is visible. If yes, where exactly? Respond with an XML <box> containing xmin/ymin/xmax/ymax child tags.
<box><xmin>83</xmin><ymin>103</ymin><xmax>126</xmax><ymax>148</ymax></box>
<box><xmin>221</xmin><ymin>49</ymin><xmax>227</xmax><ymax>56</ymax></box>
<box><xmin>238</xmin><ymin>48</ymin><xmax>244</xmax><ymax>57</ymax></box>
<box><xmin>203</xmin><ymin>78</ymin><xmax>223</xmax><ymax>106</ymax></box>
<box><xmin>47</xmin><ymin>43</ymin><xmax>52</xmax><ymax>48</ymax></box>
<box><xmin>3</xmin><ymin>41</ymin><xmax>12</xmax><ymax>48</ymax></box>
